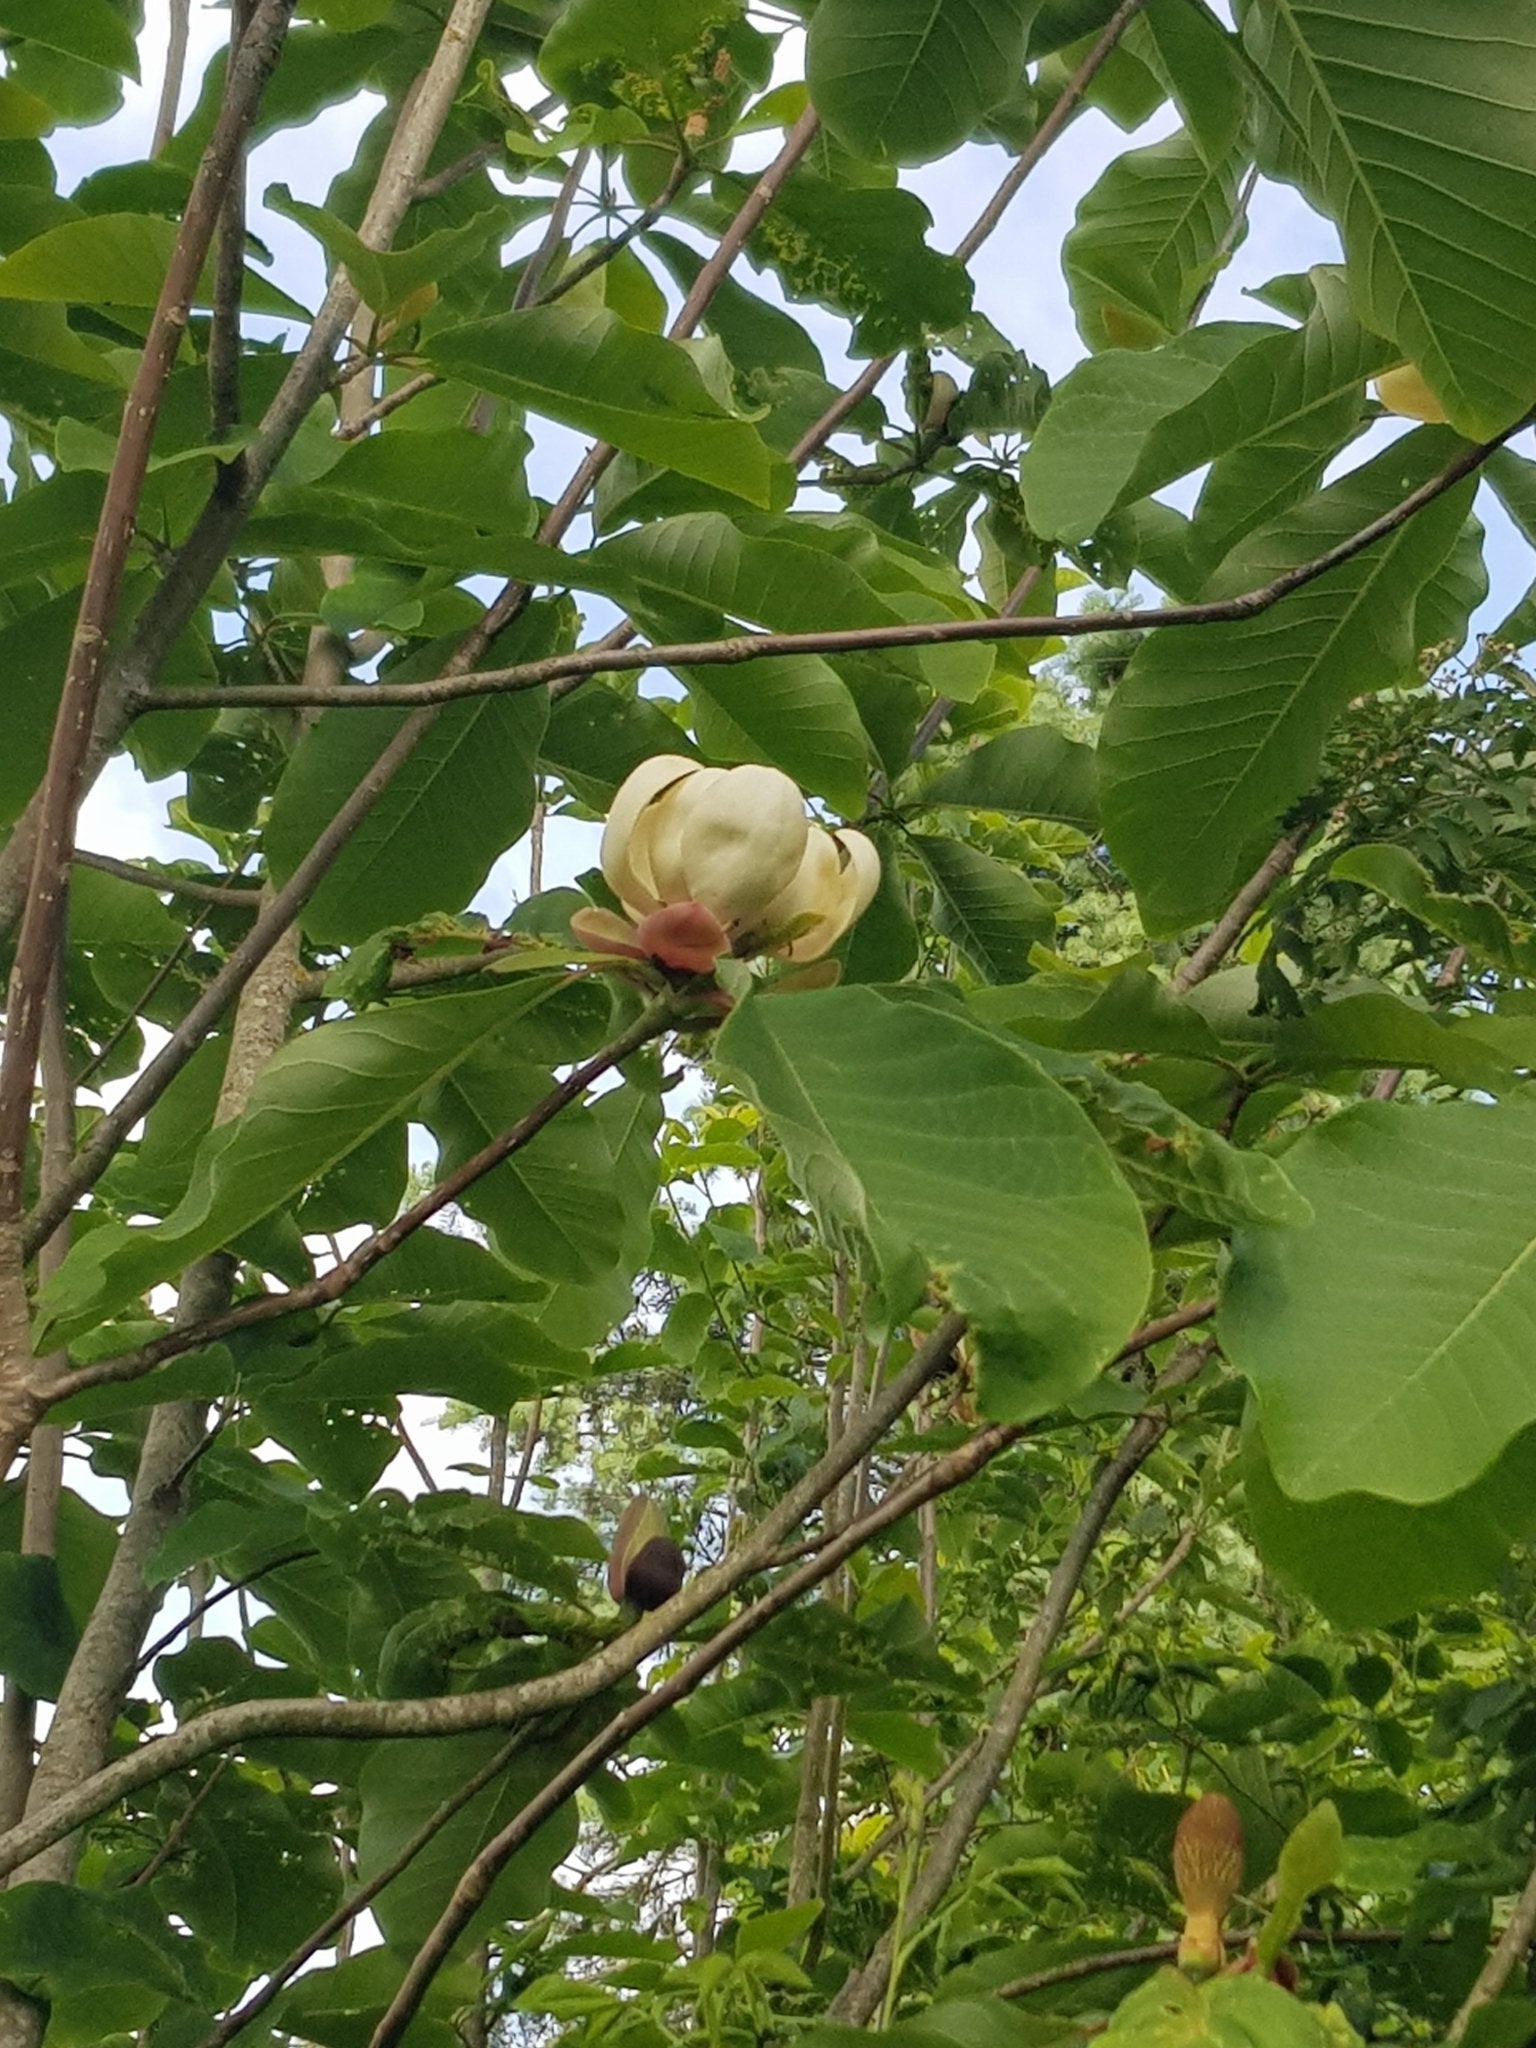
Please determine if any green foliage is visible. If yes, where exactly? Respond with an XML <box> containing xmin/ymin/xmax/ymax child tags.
<box><xmin>5</xmin><ymin>5</ymin><xmax>1536</xmax><ymax>2045</ymax></box>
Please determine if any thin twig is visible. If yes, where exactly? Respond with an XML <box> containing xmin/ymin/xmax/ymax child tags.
<box><xmin>393</xmin><ymin>1408</ymin><xmax>439</xmax><ymax>1493</ymax></box>
<box><xmin>333</xmin><ymin>370</ymin><xmax>441</xmax><ymax>440</ymax></box>
<box><xmin>1044</xmin><ymin>1524</ymin><xmax>1199</xmax><ymax>1678</ymax></box>
<box><xmin>512</xmin><ymin>148</ymin><xmax>591</xmax><ymax>311</ymax></box>
<box><xmin>828</xmin><ymin>1348</ymin><xmax>1210</xmax><ymax>2025</ymax></box>
<box><xmin>997</xmin><ymin>1924</ymin><xmax>1439</xmax><ymax>2003</ymax></box>
<box><xmin>125</xmin><ymin>1758</ymin><xmax>232</xmax><ymax>1888</ymax></box>
<box><xmin>367</xmin><ymin>1411</ymin><xmax>1024</xmax><ymax>2047</ymax></box>
<box><xmin>76</xmin><ymin>930</ymin><xmax>197</xmax><ymax>1088</ymax></box>
<box><xmin>134</xmin><ymin>1549</ymin><xmax>320</xmax><ymax>1678</ymax></box>
<box><xmin>73</xmin><ymin>850</ymin><xmax>259</xmax><ymax>909</ymax></box>
<box><xmin>1371</xmin><ymin>945</ymin><xmax>1466</xmax><ymax>1101</ymax></box>
<box><xmin>537</xmin><ymin>151</ymin><xmax>690</xmax><ymax>305</ymax></box>
<box><xmin>135</xmin><ymin>422</ymin><xmax>1515</xmax><ymax>717</ymax></box>
<box><xmin>152</xmin><ymin>0</ymin><xmax>193</xmax><ymax>156</ymax></box>
<box><xmin>1171</xmin><ymin>829</ymin><xmax>1312</xmax><ymax>994</ymax></box>
<box><xmin>507</xmin><ymin>1398</ymin><xmax>543</xmax><ymax>1512</ymax></box>
<box><xmin>412</xmin><ymin>141</ymin><xmax>496</xmax><ymax>202</ymax></box>
<box><xmin>209</xmin><ymin>0</ymin><xmax>254</xmax><ymax>441</ymax></box>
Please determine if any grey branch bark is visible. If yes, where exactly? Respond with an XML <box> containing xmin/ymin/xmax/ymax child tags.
<box><xmin>1170</xmin><ymin>829</ymin><xmax>1311</xmax><ymax>994</ymax></box>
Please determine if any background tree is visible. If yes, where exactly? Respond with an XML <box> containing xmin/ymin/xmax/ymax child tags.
<box><xmin>2</xmin><ymin>2</ymin><xmax>1536</xmax><ymax>2045</ymax></box>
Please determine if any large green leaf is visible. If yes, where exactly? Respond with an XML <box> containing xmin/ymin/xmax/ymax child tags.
<box><xmin>265</xmin><ymin>184</ymin><xmax>522</xmax><ymax>317</ymax></box>
<box><xmin>1100</xmin><ymin>1965</ymin><xmax>1335</xmax><ymax>2048</ymax></box>
<box><xmin>263</xmin><ymin>1950</ymin><xmax>470</xmax><ymax>2048</ymax></box>
<box><xmin>684</xmin><ymin>653</ymin><xmax>871</xmax><ymax>817</ymax></box>
<box><xmin>716</xmin><ymin>987</ymin><xmax>1150</xmax><ymax>1417</ymax></box>
<box><xmin>1185</xmin><ymin>268</ymin><xmax>1392</xmax><ymax>582</ymax></box>
<box><xmin>34</xmin><ymin>976</ymin><xmax>585</xmax><ymax>1350</ymax></box>
<box><xmin>1240</xmin><ymin>0</ymin><xmax>1536</xmax><ymax>437</ymax></box>
<box><xmin>915</xmin><ymin>835</ymin><xmax>1056</xmax><ymax>982</ymax></box>
<box><xmin>1023</xmin><ymin>323</ymin><xmax>1270</xmax><ymax>540</ymax></box>
<box><xmin>923</xmin><ymin>726</ymin><xmax>1099</xmax><ymax>830</ymax></box>
<box><xmin>358</xmin><ymin>1728</ymin><xmax>580</xmax><ymax>1947</ymax></box>
<box><xmin>806</xmin><ymin>0</ymin><xmax>1037</xmax><ymax>166</ymax></box>
<box><xmin>0</xmin><ymin>212</ymin><xmax>305</xmax><ymax>316</ymax></box>
<box><xmin>538</xmin><ymin>0</ymin><xmax>758</xmax><ymax>112</ymax></box>
<box><xmin>250</xmin><ymin>423</ymin><xmax>536</xmax><ymax>580</ymax></box>
<box><xmin>265</xmin><ymin>611</ymin><xmax>555</xmax><ymax>948</ymax></box>
<box><xmin>0</xmin><ymin>1886</ymin><xmax>189</xmax><ymax>2048</ymax></box>
<box><xmin>1099</xmin><ymin>428</ymin><xmax>1474</xmax><ymax>932</ymax></box>
<box><xmin>1330</xmin><ymin>843</ymin><xmax>1529</xmax><ymax>974</ymax></box>
<box><xmin>0</xmin><ymin>1554</ymin><xmax>76</xmax><ymax>1698</ymax></box>
<box><xmin>422</xmin><ymin>1055</ymin><xmax>627</xmax><ymax>1283</ymax></box>
<box><xmin>1244</xmin><ymin>1417</ymin><xmax>1536</xmax><ymax>1628</ymax></box>
<box><xmin>741</xmin><ymin>171</ymin><xmax>972</xmax><ymax>356</ymax></box>
<box><xmin>1127</xmin><ymin>0</ymin><xmax>1245</xmax><ymax>168</ymax></box>
<box><xmin>1024</xmin><ymin>270</ymin><xmax>1393</xmax><ymax>556</ymax></box>
<box><xmin>1063</xmin><ymin>129</ymin><xmax>1241</xmax><ymax>350</ymax></box>
<box><xmin>0</xmin><ymin>0</ymin><xmax>138</xmax><ymax>76</ymax></box>
<box><xmin>1221</xmin><ymin>1098</ymin><xmax>1536</xmax><ymax>1504</ymax></box>
<box><xmin>422</xmin><ymin>307</ymin><xmax>790</xmax><ymax>510</ymax></box>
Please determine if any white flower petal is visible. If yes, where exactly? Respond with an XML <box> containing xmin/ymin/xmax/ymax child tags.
<box><xmin>779</xmin><ymin>828</ymin><xmax>881</xmax><ymax>961</ymax></box>
<box><xmin>600</xmin><ymin>755</ymin><xmax>701</xmax><ymax>916</ymax></box>
<box><xmin>678</xmin><ymin>765</ymin><xmax>809</xmax><ymax>929</ymax></box>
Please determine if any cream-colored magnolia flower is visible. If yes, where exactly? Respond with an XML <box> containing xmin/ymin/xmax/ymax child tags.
<box><xmin>574</xmin><ymin>758</ymin><xmax>879</xmax><ymax>973</ymax></box>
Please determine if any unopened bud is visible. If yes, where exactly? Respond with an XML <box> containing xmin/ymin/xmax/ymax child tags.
<box><xmin>1174</xmin><ymin>1794</ymin><xmax>1244</xmax><ymax>1979</ymax></box>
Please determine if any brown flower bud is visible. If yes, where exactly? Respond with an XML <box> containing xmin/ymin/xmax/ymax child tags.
<box><xmin>624</xmin><ymin>1536</ymin><xmax>687</xmax><ymax>1611</ymax></box>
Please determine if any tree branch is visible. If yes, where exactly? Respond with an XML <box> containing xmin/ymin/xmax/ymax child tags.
<box><xmin>208</xmin><ymin>0</ymin><xmax>254</xmax><ymax>441</ymax></box>
<box><xmin>0</xmin><ymin>0</ymin><xmax>296</xmax><ymax>1229</ymax></box>
<box><xmin>511</xmin><ymin>147</ymin><xmax>590</xmax><ymax>311</ymax></box>
<box><xmin>133</xmin><ymin>1549</ymin><xmax>319</xmax><ymax>1679</ymax></box>
<box><xmin>996</xmin><ymin>1924</ymin><xmax>1440</xmax><ymax>2003</ymax></box>
<box><xmin>135</xmin><ymin>421</ymin><xmax>1519</xmax><ymax>718</ymax></box>
<box><xmin>536</xmin><ymin>151</ymin><xmax>691</xmax><ymax>306</ymax></box>
<box><xmin>71</xmin><ymin>851</ymin><xmax>258</xmax><ymax>909</ymax></box>
<box><xmin>367</xmin><ymin>1408</ymin><xmax>1024</xmax><ymax>2048</ymax></box>
<box><xmin>151</xmin><ymin>0</ymin><xmax>193</xmax><ymax>156</ymax></box>
<box><xmin>1170</xmin><ymin>828</ymin><xmax>1312</xmax><ymax>994</ymax></box>
<box><xmin>0</xmin><ymin>1314</ymin><xmax>968</xmax><ymax>1883</ymax></box>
